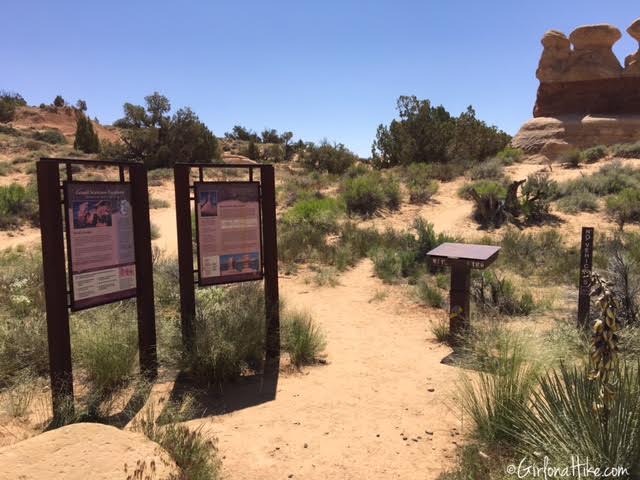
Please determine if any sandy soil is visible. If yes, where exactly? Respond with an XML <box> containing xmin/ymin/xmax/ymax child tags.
<box><xmin>192</xmin><ymin>261</ymin><xmax>462</xmax><ymax>480</ymax></box>
<box><xmin>1</xmin><ymin>156</ymin><xmax>638</xmax><ymax>478</ymax></box>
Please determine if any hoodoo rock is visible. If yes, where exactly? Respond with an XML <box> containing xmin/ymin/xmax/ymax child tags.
<box><xmin>565</xmin><ymin>24</ymin><xmax>623</xmax><ymax>81</ymax></box>
<box><xmin>536</xmin><ymin>30</ymin><xmax>571</xmax><ymax>82</ymax></box>
<box><xmin>625</xmin><ymin>18</ymin><xmax>640</xmax><ymax>75</ymax></box>
<box><xmin>513</xmin><ymin>19</ymin><xmax>640</xmax><ymax>157</ymax></box>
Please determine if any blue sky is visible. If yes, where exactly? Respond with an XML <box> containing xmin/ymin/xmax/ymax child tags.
<box><xmin>2</xmin><ymin>1</ymin><xmax>638</xmax><ymax>156</ymax></box>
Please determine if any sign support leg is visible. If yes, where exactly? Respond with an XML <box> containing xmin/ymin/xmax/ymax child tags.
<box><xmin>37</xmin><ymin>161</ymin><xmax>74</xmax><ymax>418</ymax></box>
<box><xmin>449</xmin><ymin>263</ymin><xmax>471</xmax><ymax>343</ymax></box>
<box><xmin>261</xmin><ymin>165</ymin><xmax>280</xmax><ymax>373</ymax></box>
<box><xmin>174</xmin><ymin>164</ymin><xmax>196</xmax><ymax>352</ymax></box>
<box><xmin>130</xmin><ymin>164</ymin><xmax>158</xmax><ymax>378</ymax></box>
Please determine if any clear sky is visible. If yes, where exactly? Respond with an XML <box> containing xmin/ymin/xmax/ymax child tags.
<box><xmin>2</xmin><ymin>1</ymin><xmax>638</xmax><ymax>156</ymax></box>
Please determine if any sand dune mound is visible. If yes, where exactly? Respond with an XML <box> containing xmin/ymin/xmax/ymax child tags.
<box><xmin>0</xmin><ymin>422</ymin><xmax>178</xmax><ymax>480</ymax></box>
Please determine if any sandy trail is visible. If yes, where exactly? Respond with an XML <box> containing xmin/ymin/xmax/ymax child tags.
<box><xmin>191</xmin><ymin>261</ymin><xmax>462</xmax><ymax>480</ymax></box>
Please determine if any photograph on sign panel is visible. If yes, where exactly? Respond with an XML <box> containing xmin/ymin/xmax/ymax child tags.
<box><xmin>72</xmin><ymin>199</ymin><xmax>113</xmax><ymax>228</ymax></box>
<box><xmin>196</xmin><ymin>182</ymin><xmax>262</xmax><ymax>283</ymax></box>
<box><xmin>66</xmin><ymin>182</ymin><xmax>136</xmax><ymax>309</ymax></box>
<box><xmin>198</xmin><ymin>190</ymin><xmax>218</xmax><ymax>217</ymax></box>
<box><xmin>220</xmin><ymin>252</ymin><xmax>260</xmax><ymax>274</ymax></box>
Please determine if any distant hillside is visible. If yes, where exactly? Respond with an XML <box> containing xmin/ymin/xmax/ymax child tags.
<box><xmin>10</xmin><ymin>106</ymin><xmax>121</xmax><ymax>144</ymax></box>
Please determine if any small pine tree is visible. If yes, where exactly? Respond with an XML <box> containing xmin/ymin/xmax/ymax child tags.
<box><xmin>74</xmin><ymin>114</ymin><xmax>100</xmax><ymax>153</ymax></box>
<box><xmin>53</xmin><ymin>95</ymin><xmax>65</xmax><ymax>107</ymax></box>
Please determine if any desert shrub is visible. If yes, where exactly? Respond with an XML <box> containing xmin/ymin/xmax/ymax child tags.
<box><xmin>2</xmin><ymin>370</ymin><xmax>40</xmax><ymax>417</ymax></box>
<box><xmin>513</xmin><ymin>362</ymin><xmax>640</xmax><ymax>476</ymax></box>
<box><xmin>606</xmin><ymin>238</ymin><xmax>640</xmax><ymax>326</ymax></box>
<box><xmin>182</xmin><ymin>283</ymin><xmax>265</xmax><ymax>383</ymax></box>
<box><xmin>341</xmin><ymin>172</ymin><xmax>399</xmax><ymax>216</ymax></box>
<box><xmin>0</xmin><ymin>125</ymin><xmax>20</xmax><ymax>135</ymax></box>
<box><xmin>561</xmin><ymin>148</ymin><xmax>582</xmax><ymax>168</ymax></box>
<box><xmin>416</xmin><ymin>278</ymin><xmax>444</xmax><ymax>308</ymax></box>
<box><xmin>519</xmin><ymin>172</ymin><xmax>557</xmax><ymax>222</ymax></box>
<box><xmin>469</xmin><ymin>158</ymin><xmax>504</xmax><ymax>180</ymax></box>
<box><xmin>581</xmin><ymin>145</ymin><xmax>608</xmax><ymax>163</ymax></box>
<box><xmin>243</xmin><ymin>140</ymin><xmax>260</xmax><ymax>161</ymax></box>
<box><xmin>32</xmin><ymin>129</ymin><xmax>67</xmax><ymax>145</ymax></box>
<box><xmin>149</xmin><ymin>196</ymin><xmax>170</xmax><ymax>209</ymax></box>
<box><xmin>53</xmin><ymin>95</ymin><xmax>65</xmax><ymax>107</ymax></box>
<box><xmin>495</xmin><ymin>146</ymin><xmax>524</xmax><ymax>165</ymax></box>
<box><xmin>281</xmin><ymin>310</ymin><xmax>326</xmax><ymax>366</ymax></box>
<box><xmin>370</xmin><ymin>218</ymin><xmax>458</xmax><ymax>283</ymax></box>
<box><xmin>24</xmin><ymin>139</ymin><xmax>45</xmax><ymax>151</ymax></box>
<box><xmin>556</xmin><ymin>189</ymin><xmax>599</xmax><ymax>213</ymax></box>
<box><xmin>135</xmin><ymin>397</ymin><xmax>221</xmax><ymax>480</ymax></box>
<box><xmin>472</xmin><ymin>271</ymin><xmax>535</xmax><ymax>316</ymax></box>
<box><xmin>343</xmin><ymin>163</ymin><xmax>369</xmax><ymax>179</ymax></box>
<box><xmin>606</xmin><ymin>188</ymin><xmax>640</xmax><ymax>230</ymax></box>
<box><xmin>301</xmin><ymin>140</ymin><xmax>358</xmax><ymax>174</ymax></box>
<box><xmin>0</xmin><ymin>163</ymin><xmax>15</xmax><ymax>176</ymax></box>
<box><xmin>464</xmin><ymin>180</ymin><xmax>507</xmax><ymax>227</ymax></box>
<box><xmin>429</xmin><ymin>162</ymin><xmax>466</xmax><ymax>181</ymax></box>
<box><xmin>150</xmin><ymin>222</ymin><xmax>161</xmax><ymax>239</ymax></box>
<box><xmin>430</xmin><ymin>317</ymin><xmax>449</xmax><ymax>343</ymax></box>
<box><xmin>371</xmin><ymin>248</ymin><xmax>404</xmax><ymax>283</ymax></box>
<box><xmin>560</xmin><ymin>161</ymin><xmax>640</xmax><ymax>197</ymax></box>
<box><xmin>278</xmin><ymin>197</ymin><xmax>343</xmax><ymax>265</ymax></box>
<box><xmin>382</xmin><ymin>176</ymin><xmax>401</xmax><ymax>210</ymax></box>
<box><xmin>0</xmin><ymin>184</ymin><xmax>38</xmax><ymax>229</ymax></box>
<box><xmin>72</xmin><ymin>305</ymin><xmax>138</xmax><ymax>394</ymax></box>
<box><xmin>498</xmin><ymin>228</ymin><xmax>578</xmax><ymax>284</ymax></box>
<box><xmin>408</xmin><ymin>179</ymin><xmax>438</xmax><ymax>204</ymax></box>
<box><xmin>460</xmin><ymin>337</ymin><xmax>536</xmax><ymax>445</ymax></box>
<box><xmin>147</xmin><ymin>168</ymin><xmax>173</xmax><ymax>186</ymax></box>
<box><xmin>0</xmin><ymin>249</ymin><xmax>48</xmax><ymax>385</ymax></box>
<box><xmin>611</xmin><ymin>141</ymin><xmax>640</xmax><ymax>159</ymax></box>
<box><xmin>403</xmin><ymin>163</ymin><xmax>439</xmax><ymax>203</ymax></box>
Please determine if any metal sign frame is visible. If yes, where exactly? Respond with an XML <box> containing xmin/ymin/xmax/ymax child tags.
<box><xmin>37</xmin><ymin>158</ymin><xmax>158</xmax><ymax>419</ymax></box>
<box><xmin>174</xmin><ymin>163</ymin><xmax>280</xmax><ymax>370</ymax></box>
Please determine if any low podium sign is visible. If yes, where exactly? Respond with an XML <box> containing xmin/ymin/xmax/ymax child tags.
<box><xmin>427</xmin><ymin>243</ymin><xmax>501</xmax><ymax>341</ymax></box>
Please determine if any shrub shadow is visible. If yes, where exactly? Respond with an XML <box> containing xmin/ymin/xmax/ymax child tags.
<box><xmin>163</xmin><ymin>358</ymin><xmax>280</xmax><ymax>421</ymax></box>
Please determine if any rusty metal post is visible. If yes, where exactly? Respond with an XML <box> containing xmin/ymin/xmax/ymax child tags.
<box><xmin>174</xmin><ymin>164</ymin><xmax>196</xmax><ymax>351</ymax></box>
<box><xmin>130</xmin><ymin>163</ymin><xmax>158</xmax><ymax>378</ymax></box>
<box><xmin>260</xmin><ymin>165</ymin><xmax>280</xmax><ymax>370</ymax></box>
<box><xmin>449</xmin><ymin>262</ymin><xmax>471</xmax><ymax>342</ymax></box>
<box><xmin>37</xmin><ymin>161</ymin><xmax>74</xmax><ymax>417</ymax></box>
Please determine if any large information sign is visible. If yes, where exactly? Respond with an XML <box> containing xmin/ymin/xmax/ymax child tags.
<box><xmin>64</xmin><ymin>182</ymin><xmax>137</xmax><ymax>310</ymax></box>
<box><xmin>194</xmin><ymin>182</ymin><xmax>262</xmax><ymax>285</ymax></box>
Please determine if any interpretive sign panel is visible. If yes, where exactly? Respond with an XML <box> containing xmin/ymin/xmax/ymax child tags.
<box><xmin>64</xmin><ymin>181</ymin><xmax>136</xmax><ymax>310</ymax></box>
<box><xmin>194</xmin><ymin>181</ymin><xmax>263</xmax><ymax>285</ymax></box>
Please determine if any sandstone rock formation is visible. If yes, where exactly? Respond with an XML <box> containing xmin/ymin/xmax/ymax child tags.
<box><xmin>513</xmin><ymin>19</ymin><xmax>640</xmax><ymax>157</ymax></box>
<box><xmin>565</xmin><ymin>24</ymin><xmax>623</xmax><ymax>81</ymax></box>
<box><xmin>513</xmin><ymin>115</ymin><xmax>640</xmax><ymax>155</ymax></box>
<box><xmin>536</xmin><ymin>30</ymin><xmax>571</xmax><ymax>82</ymax></box>
<box><xmin>625</xmin><ymin>18</ymin><xmax>640</xmax><ymax>75</ymax></box>
<box><xmin>0</xmin><ymin>422</ymin><xmax>179</xmax><ymax>480</ymax></box>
